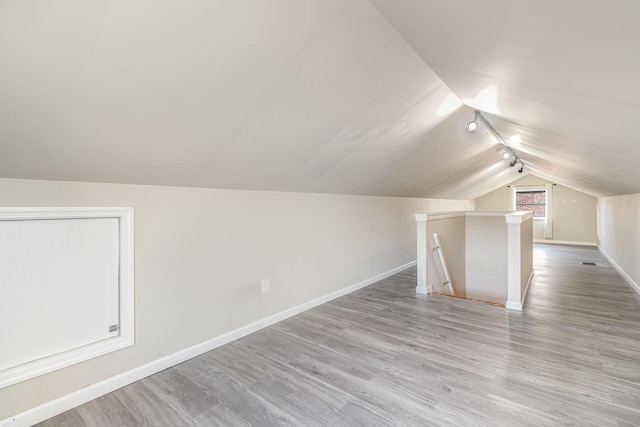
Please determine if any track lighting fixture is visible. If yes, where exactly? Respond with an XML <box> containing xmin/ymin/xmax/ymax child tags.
<box><xmin>467</xmin><ymin>109</ymin><xmax>525</xmax><ymax>173</ymax></box>
<box><xmin>466</xmin><ymin>111</ymin><xmax>479</xmax><ymax>132</ymax></box>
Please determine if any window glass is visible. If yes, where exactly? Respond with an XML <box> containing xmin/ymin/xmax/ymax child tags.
<box><xmin>515</xmin><ymin>190</ymin><xmax>545</xmax><ymax>218</ymax></box>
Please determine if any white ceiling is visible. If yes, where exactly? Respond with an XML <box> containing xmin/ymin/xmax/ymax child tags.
<box><xmin>1</xmin><ymin>0</ymin><xmax>638</xmax><ymax>198</ymax></box>
<box><xmin>370</xmin><ymin>0</ymin><xmax>640</xmax><ymax>197</ymax></box>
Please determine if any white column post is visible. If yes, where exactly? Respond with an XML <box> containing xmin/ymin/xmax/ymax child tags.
<box><xmin>415</xmin><ymin>214</ymin><xmax>428</xmax><ymax>295</ymax></box>
<box><xmin>505</xmin><ymin>212</ymin><xmax>532</xmax><ymax>311</ymax></box>
<box><xmin>506</xmin><ymin>213</ymin><xmax>522</xmax><ymax>310</ymax></box>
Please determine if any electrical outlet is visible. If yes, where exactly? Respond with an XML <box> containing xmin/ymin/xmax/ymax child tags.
<box><xmin>261</xmin><ymin>278</ymin><xmax>270</xmax><ymax>294</ymax></box>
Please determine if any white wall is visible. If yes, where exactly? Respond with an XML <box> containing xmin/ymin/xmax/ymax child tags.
<box><xmin>597</xmin><ymin>193</ymin><xmax>640</xmax><ymax>292</ymax></box>
<box><xmin>465</xmin><ymin>215</ymin><xmax>508</xmax><ymax>303</ymax></box>
<box><xmin>475</xmin><ymin>175</ymin><xmax>597</xmax><ymax>244</ymax></box>
<box><xmin>0</xmin><ymin>177</ymin><xmax>471</xmax><ymax>420</ymax></box>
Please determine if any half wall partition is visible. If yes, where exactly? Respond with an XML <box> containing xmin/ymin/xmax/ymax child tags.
<box><xmin>415</xmin><ymin>211</ymin><xmax>533</xmax><ymax>311</ymax></box>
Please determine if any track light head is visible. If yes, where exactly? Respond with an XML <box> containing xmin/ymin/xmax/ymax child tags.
<box><xmin>467</xmin><ymin>109</ymin><xmax>524</xmax><ymax>174</ymax></box>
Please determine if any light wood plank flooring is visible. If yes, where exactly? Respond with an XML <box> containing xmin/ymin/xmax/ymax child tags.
<box><xmin>37</xmin><ymin>244</ymin><xmax>640</xmax><ymax>426</ymax></box>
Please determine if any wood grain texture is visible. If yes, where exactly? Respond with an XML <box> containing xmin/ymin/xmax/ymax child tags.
<box><xmin>36</xmin><ymin>244</ymin><xmax>640</xmax><ymax>426</ymax></box>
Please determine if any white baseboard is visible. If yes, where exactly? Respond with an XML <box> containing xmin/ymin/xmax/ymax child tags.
<box><xmin>505</xmin><ymin>300</ymin><xmax>522</xmax><ymax>311</ymax></box>
<box><xmin>1</xmin><ymin>260</ymin><xmax>416</xmax><ymax>427</ymax></box>
<box><xmin>506</xmin><ymin>269</ymin><xmax>534</xmax><ymax>312</ymax></box>
<box><xmin>415</xmin><ymin>286</ymin><xmax>428</xmax><ymax>295</ymax></box>
<box><xmin>598</xmin><ymin>246</ymin><xmax>640</xmax><ymax>295</ymax></box>
<box><xmin>533</xmin><ymin>239</ymin><xmax>596</xmax><ymax>246</ymax></box>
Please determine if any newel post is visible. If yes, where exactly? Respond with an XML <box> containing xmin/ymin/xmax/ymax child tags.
<box><xmin>415</xmin><ymin>214</ymin><xmax>428</xmax><ymax>295</ymax></box>
<box><xmin>505</xmin><ymin>213</ymin><xmax>523</xmax><ymax>310</ymax></box>
<box><xmin>505</xmin><ymin>211</ymin><xmax>533</xmax><ymax>311</ymax></box>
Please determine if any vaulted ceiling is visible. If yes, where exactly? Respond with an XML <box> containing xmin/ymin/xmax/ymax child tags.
<box><xmin>1</xmin><ymin>0</ymin><xmax>638</xmax><ymax>199</ymax></box>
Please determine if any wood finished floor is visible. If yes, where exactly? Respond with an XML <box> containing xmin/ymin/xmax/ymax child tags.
<box><xmin>37</xmin><ymin>244</ymin><xmax>640</xmax><ymax>426</ymax></box>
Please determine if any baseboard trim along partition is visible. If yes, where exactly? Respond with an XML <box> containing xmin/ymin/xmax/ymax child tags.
<box><xmin>598</xmin><ymin>246</ymin><xmax>640</xmax><ymax>296</ymax></box>
<box><xmin>505</xmin><ymin>269</ymin><xmax>534</xmax><ymax>311</ymax></box>
<box><xmin>533</xmin><ymin>239</ymin><xmax>597</xmax><ymax>246</ymax></box>
<box><xmin>0</xmin><ymin>261</ymin><xmax>416</xmax><ymax>427</ymax></box>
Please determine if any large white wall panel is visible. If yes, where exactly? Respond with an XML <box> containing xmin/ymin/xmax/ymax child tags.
<box><xmin>0</xmin><ymin>208</ymin><xmax>134</xmax><ymax>391</ymax></box>
<box><xmin>0</xmin><ymin>217</ymin><xmax>118</xmax><ymax>371</ymax></box>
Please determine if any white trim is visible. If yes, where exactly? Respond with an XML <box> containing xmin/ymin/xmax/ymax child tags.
<box><xmin>420</xmin><ymin>211</ymin><xmax>466</xmax><ymax>221</ymax></box>
<box><xmin>415</xmin><ymin>214</ymin><xmax>428</xmax><ymax>293</ymax></box>
<box><xmin>415</xmin><ymin>211</ymin><xmax>518</xmax><ymax>221</ymax></box>
<box><xmin>415</xmin><ymin>286</ymin><xmax>428</xmax><ymax>295</ymax></box>
<box><xmin>598</xmin><ymin>246</ymin><xmax>640</xmax><ymax>295</ymax></box>
<box><xmin>465</xmin><ymin>211</ymin><xmax>511</xmax><ymax>217</ymax></box>
<box><xmin>0</xmin><ymin>207</ymin><xmax>134</xmax><ymax>390</ymax></box>
<box><xmin>505</xmin><ymin>300</ymin><xmax>522</xmax><ymax>311</ymax></box>
<box><xmin>505</xmin><ymin>211</ymin><xmax>534</xmax><ymax>224</ymax></box>
<box><xmin>506</xmin><ymin>268</ymin><xmax>535</xmax><ymax>312</ymax></box>
<box><xmin>505</xmin><ymin>213</ymin><xmax>533</xmax><ymax>312</ymax></box>
<box><xmin>0</xmin><ymin>206</ymin><xmax>134</xmax><ymax>220</ymax></box>
<box><xmin>534</xmin><ymin>239</ymin><xmax>597</xmax><ymax>247</ymax></box>
<box><xmin>0</xmin><ymin>260</ymin><xmax>415</xmax><ymax>427</ymax></box>
<box><xmin>415</xmin><ymin>211</ymin><xmax>513</xmax><ymax>221</ymax></box>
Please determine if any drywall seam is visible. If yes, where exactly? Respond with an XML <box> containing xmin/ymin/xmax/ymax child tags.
<box><xmin>0</xmin><ymin>260</ymin><xmax>416</xmax><ymax>427</ymax></box>
<box><xmin>598</xmin><ymin>246</ymin><xmax>640</xmax><ymax>295</ymax></box>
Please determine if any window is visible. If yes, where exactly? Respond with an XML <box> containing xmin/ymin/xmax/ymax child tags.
<box><xmin>515</xmin><ymin>190</ymin><xmax>546</xmax><ymax>218</ymax></box>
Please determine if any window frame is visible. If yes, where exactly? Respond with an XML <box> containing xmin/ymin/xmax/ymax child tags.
<box><xmin>513</xmin><ymin>186</ymin><xmax>547</xmax><ymax>220</ymax></box>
